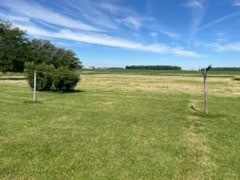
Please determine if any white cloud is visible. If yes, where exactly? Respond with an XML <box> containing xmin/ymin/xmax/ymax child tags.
<box><xmin>185</xmin><ymin>0</ymin><xmax>204</xmax><ymax>9</ymax></box>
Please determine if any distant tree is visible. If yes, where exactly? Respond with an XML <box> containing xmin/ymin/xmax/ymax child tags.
<box><xmin>0</xmin><ymin>20</ymin><xmax>30</xmax><ymax>72</ymax></box>
<box><xmin>200</xmin><ymin>67</ymin><xmax>240</xmax><ymax>71</ymax></box>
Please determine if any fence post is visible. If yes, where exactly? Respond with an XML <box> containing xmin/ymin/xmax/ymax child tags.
<box><xmin>203</xmin><ymin>69</ymin><xmax>208</xmax><ymax>114</ymax></box>
<box><xmin>203</xmin><ymin>65</ymin><xmax>211</xmax><ymax>114</ymax></box>
<box><xmin>33</xmin><ymin>70</ymin><xmax>37</xmax><ymax>102</ymax></box>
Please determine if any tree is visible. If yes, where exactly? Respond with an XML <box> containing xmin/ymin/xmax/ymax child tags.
<box><xmin>29</xmin><ymin>39</ymin><xmax>82</xmax><ymax>70</ymax></box>
<box><xmin>1</xmin><ymin>20</ymin><xmax>82</xmax><ymax>92</ymax></box>
<box><xmin>0</xmin><ymin>20</ymin><xmax>29</xmax><ymax>72</ymax></box>
<box><xmin>0</xmin><ymin>21</ymin><xmax>82</xmax><ymax>72</ymax></box>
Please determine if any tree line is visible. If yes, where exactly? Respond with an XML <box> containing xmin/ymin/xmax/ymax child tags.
<box><xmin>0</xmin><ymin>20</ymin><xmax>82</xmax><ymax>91</ymax></box>
<box><xmin>200</xmin><ymin>67</ymin><xmax>240</xmax><ymax>71</ymax></box>
<box><xmin>125</xmin><ymin>65</ymin><xmax>182</xmax><ymax>70</ymax></box>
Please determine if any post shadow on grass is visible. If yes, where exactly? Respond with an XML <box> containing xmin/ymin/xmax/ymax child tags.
<box><xmin>28</xmin><ymin>88</ymin><xmax>85</xmax><ymax>103</ymax></box>
<box><xmin>198</xmin><ymin>112</ymin><xmax>227</xmax><ymax>119</ymax></box>
<box><xmin>189</xmin><ymin>104</ymin><xmax>226</xmax><ymax>119</ymax></box>
<box><xmin>24</xmin><ymin>100</ymin><xmax>43</xmax><ymax>104</ymax></box>
<box><xmin>51</xmin><ymin>89</ymin><xmax>85</xmax><ymax>93</ymax></box>
<box><xmin>0</xmin><ymin>77</ymin><xmax>26</xmax><ymax>80</ymax></box>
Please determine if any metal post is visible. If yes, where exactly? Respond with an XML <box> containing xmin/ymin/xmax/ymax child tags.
<box><xmin>33</xmin><ymin>70</ymin><xmax>37</xmax><ymax>102</ymax></box>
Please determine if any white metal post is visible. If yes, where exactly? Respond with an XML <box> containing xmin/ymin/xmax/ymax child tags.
<box><xmin>33</xmin><ymin>70</ymin><xmax>37</xmax><ymax>102</ymax></box>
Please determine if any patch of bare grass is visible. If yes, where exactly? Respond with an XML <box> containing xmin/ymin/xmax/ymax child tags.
<box><xmin>182</xmin><ymin>100</ymin><xmax>217</xmax><ymax>178</ymax></box>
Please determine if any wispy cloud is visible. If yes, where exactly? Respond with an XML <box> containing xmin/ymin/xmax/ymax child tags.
<box><xmin>0</xmin><ymin>0</ymin><xmax>202</xmax><ymax>58</ymax></box>
<box><xmin>195</xmin><ymin>40</ymin><xmax>240</xmax><ymax>52</ymax></box>
<box><xmin>118</xmin><ymin>16</ymin><xmax>142</xmax><ymax>32</ymax></box>
<box><xmin>209</xmin><ymin>42</ymin><xmax>240</xmax><ymax>52</ymax></box>
<box><xmin>157</xmin><ymin>29</ymin><xmax>181</xmax><ymax>39</ymax></box>
<box><xmin>185</xmin><ymin>0</ymin><xmax>204</xmax><ymax>9</ymax></box>
<box><xmin>149</xmin><ymin>32</ymin><xmax>158</xmax><ymax>38</ymax></box>
<box><xmin>146</xmin><ymin>22</ymin><xmax>181</xmax><ymax>39</ymax></box>
<box><xmin>184</xmin><ymin>0</ymin><xmax>205</xmax><ymax>39</ymax></box>
<box><xmin>215</xmin><ymin>32</ymin><xmax>228</xmax><ymax>42</ymax></box>
<box><xmin>232</xmin><ymin>0</ymin><xmax>240</xmax><ymax>6</ymax></box>
<box><xmin>1</xmin><ymin>0</ymin><xmax>102</xmax><ymax>32</ymax></box>
<box><xmin>16</xmin><ymin>21</ymin><xmax>201</xmax><ymax>58</ymax></box>
<box><xmin>197</xmin><ymin>11</ymin><xmax>240</xmax><ymax>32</ymax></box>
<box><xmin>99</xmin><ymin>2</ymin><xmax>136</xmax><ymax>17</ymax></box>
<box><xmin>58</xmin><ymin>0</ymin><xmax>119</xmax><ymax>30</ymax></box>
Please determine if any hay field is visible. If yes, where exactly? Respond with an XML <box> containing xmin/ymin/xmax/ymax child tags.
<box><xmin>81</xmin><ymin>73</ymin><xmax>240</xmax><ymax>96</ymax></box>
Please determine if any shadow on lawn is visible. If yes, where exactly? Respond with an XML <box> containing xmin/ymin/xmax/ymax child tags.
<box><xmin>189</xmin><ymin>105</ymin><xmax>227</xmax><ymax>119</ymax></box>
<box><xmin>51</xmin><ymin>89</ymin><xmax>85</xmax><ymax>93</ymax></box>
<box><xmin>0</xmin><ymin>77</ymin><xmax>26</xmax><ymax>80</ymax></box>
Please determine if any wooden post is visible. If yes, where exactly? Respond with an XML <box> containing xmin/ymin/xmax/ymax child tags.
<box><xmin>203</xmin><ymin>69</ymin><xmax>208</xmax><ymax>114</ymax></box>
<box><xmin>33</xmin><ymin>70</ymin><xmax>37</xmax><ymax>102</ymax></box>
<box><xmin>203</xmin><ymin>65</ymin><xmax>211</xmax><ymax>114</ymax></box>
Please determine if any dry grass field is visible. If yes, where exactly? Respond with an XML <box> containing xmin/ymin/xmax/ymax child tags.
<box><xmin>81</xmin><ymin>73</ymin><xmax>240</xmax><ymax>96</ymax></box>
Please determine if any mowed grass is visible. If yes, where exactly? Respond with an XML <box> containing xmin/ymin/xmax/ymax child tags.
<box><xmin>0</xmin><ymin>71</ymin><xmax>240</xmax><ymax>178</ymax></box>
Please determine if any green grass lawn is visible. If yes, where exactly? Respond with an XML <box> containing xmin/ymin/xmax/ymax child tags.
<box><xmin>0</xmin><ymin>71</ymin><xmax>240</xmax><ymax>178</ymax></box>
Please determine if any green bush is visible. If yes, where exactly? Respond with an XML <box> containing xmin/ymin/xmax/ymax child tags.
<box><xmin>25</xmin><ymin>63</ymin><xmax>80</xmax><ymax>92</ymax></box>
<box><xmin>53</xmin><ymin>67</ymin><xmax>80</xmax><ymax>92</ymax></box>
<box><xmin>25</xmin><ymin>63</ymin><xmax>55</xmax><ymax>91</ymax></box>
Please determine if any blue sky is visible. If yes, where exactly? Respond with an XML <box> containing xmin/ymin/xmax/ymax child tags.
<box><xmin>1</xmin><ymin>0</ymin><xmax>240</xmax><ymax>69</ymax></box>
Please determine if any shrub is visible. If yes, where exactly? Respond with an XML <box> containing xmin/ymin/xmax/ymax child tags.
<box><xmin>25</xmin><ymin>64</ymin><xmax>80</xmax><ymax>92</ymax></box>
<box><xmin>25</xmin><ymin>63</ymin><xmax>55</xmax><ymax>91</ymax></box>
<box><xmin>53</xmin><ymin>67</ymin><xmax>80</xmax><ymax>92</ymax></box>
